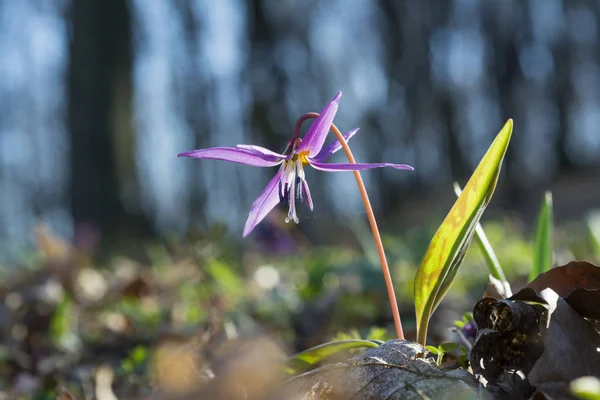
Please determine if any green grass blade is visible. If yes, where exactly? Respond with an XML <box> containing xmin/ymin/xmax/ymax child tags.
<box><xmin>529</xmin><ymin>191</ymin><xmax>553</xmax><ymax>282</ymax></box>
<box><xmin>285</xmin><ymin>339</ymin><xmax>379</xmax><ymax>374</ymax></box>
<box><xmin>414</xmin><ymin>119</ymin><xmax>513</xmax><ymax>345</ymax></box>
<box><xmin>453</xmin><ymin>182</ymin><xmax>509</xmax><ymax>286</ymax></box>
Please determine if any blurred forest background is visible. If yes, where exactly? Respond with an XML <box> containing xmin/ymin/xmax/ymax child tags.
<box><xmin>2</xmin><ymin>0</ymin><xmax>600</xmax><ymax>397</ymax></box>
<box><xmin>1</xmin><ymin>0</ymin><xmax>600</xmax><ymax>257</ymax></box>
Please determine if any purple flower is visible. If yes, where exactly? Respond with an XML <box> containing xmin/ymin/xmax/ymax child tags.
<box><xmin>178</xmin><ymin>92</ymin><xmax>413</xmax><ymax>237</ymax></box>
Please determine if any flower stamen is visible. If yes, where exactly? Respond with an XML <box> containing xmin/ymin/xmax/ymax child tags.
<box><xmin>295</xmin><ymin>176</ymin><xmax>303</xmax><ymax>203</ymax></box>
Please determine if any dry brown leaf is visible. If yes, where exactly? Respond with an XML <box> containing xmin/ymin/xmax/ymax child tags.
<box><xmin>151</xmin><ymin>337</ymin><xmax>205</xmax><ymax>396</ymax></box>
<box><xmin>527</xmin><ymin>261</ymin><xmax>600</xmax><ymax>297</ymax></box>
<box><xmin>483</xmin><ymin>275</ymin><xmax>512</xmax><ymax>300</ymax></box>
<box><xmin>563</xmin><ymin>288</ymin><xmax>600</xmax><ymax>320</ymax></box>
<box><xmin>35</xmin><ymin>224</ymin><xmax>72</xmax><ymax>263</ymax></box>
<box><xmin>276</xmin><ymin>340</ymin><xmax>487</xmax><ymax>400</ymax></box>
<box><xmin>56</xmin><ymin>388</ymin><xmax>78</xmax><ymax>400</ymax></box>
<box><xmin>206</xmin><ymin>336</ymin><xmax>286</xmax><ymax>399</ymax></box>
<box><xmin>527</xmin><ymin>288</ymin><xmax>600</xmax><ymax>398</ymax></box>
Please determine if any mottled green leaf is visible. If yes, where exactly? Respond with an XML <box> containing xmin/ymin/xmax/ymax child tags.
<box><xmin>414</xmin><ymin>120</ymin><xmax>513</xmax><ymax>345</ymax></box>
<box><xmin>529</xmin><ymin>191</ymin><xmax>553</xmax><ymax>282</ymax></box>
<box><xmin>285</xmin><ymin>339</ymin><xmax>379</xmax><ymax>374</ymax></box>
<box><xmin>453</xmin><ymin>182</ymin><xmax>508</xmax><ymax>287</ymax></box>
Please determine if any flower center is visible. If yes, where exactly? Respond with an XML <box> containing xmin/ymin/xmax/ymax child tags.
<box><xmin>277</xmin><ymin>158</ymin><xmax>308</xmax><ymax>224</ymax></box>
<box><xmin>289</xmin><ymin>149</ymin><xmax>310</xmax><ymax>165</ymax></box>
<box><xmin>297</xmin><ymin>151</ymin><xmax>310</xmax><ymax>165</ymax></box>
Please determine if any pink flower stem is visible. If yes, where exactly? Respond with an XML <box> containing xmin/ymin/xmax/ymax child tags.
<box><xmin>293</xmin><ymin>113</ymin><xmax>405</xmax><ymax>340</ymax></box>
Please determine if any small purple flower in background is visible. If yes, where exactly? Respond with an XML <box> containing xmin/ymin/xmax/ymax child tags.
<box><xmin>178</xmin><ymin>92</ymin><xmax>413</xmax><ymax>237</ymax></box>
<box><xmin>463</xmin><ymin>321</ymin><xmax>477</xmax><ymax>339</ymax></box>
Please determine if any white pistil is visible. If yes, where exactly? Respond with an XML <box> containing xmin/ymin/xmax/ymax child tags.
<box><xmin>296</xmin><ymin>160</ymin><xmax>305</xmax><ymax>185</ymax></box>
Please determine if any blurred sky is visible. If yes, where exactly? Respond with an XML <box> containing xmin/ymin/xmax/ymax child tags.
<box><xmin>1</xmin><ymin>0</ymin><xmax>600</xmax><ymax>259</ymax></box>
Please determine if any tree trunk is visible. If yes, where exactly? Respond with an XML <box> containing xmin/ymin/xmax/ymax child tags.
<box><xmin>68</xmin><ymin>0</ymin><xmax>151</xmax><ymax>243</ymax></box>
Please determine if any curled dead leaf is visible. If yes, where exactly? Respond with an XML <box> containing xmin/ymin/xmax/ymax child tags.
<box><xmin>471</xmin><ymin>291</ymin><xmax>546</xmax><ymax>383</ymax></box>
<box><xmin>471</xmin><ymin>287</ymin><xmax>600</xmax><ymax>399</ymax></box>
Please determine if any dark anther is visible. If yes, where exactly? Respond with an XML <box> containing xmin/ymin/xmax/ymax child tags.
<box><xmin>278</xmin><ymin>180</ymin><xmax>285</xmax><ymax>203</ymax></box>
<box><xmin>281</xmin><ymin>182</ymin><xmax>290</xmax><ymax>206</ymax></box>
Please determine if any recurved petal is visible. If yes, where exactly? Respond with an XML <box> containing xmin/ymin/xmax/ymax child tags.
<box><xmin>236</xmin><ymin>144</ymin><xmax>288</xmax><ymax>161</ymax></box>
<box><xmin>308</xmin><ymin>160</ymin><xmax>414</xmax><ymax>172</ymax></box>
<box><xmin>312</xmin><ymin>128</ymin><xmax>359</xmax><ymax>161</ymax></box>
<box><xmin>297</xmin><ymin>92</ymin><xmax>342</xmax><ymax>157</ymax></box>
<box><xmin>243</xmin><ymin>171</ymin><xmax>282</xmax><ymax>237</ymax></box>
<box><xmin>178</xmin><ymin>147</ymin><xmax>284</xmax><ymax>167</ymax></box>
